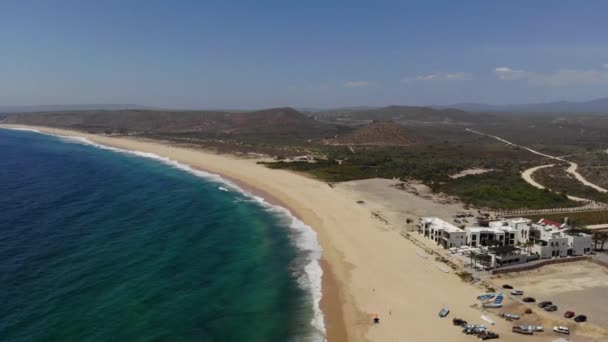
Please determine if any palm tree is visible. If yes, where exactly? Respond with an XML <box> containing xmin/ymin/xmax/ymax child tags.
<box><xmin>593</xmin><ymin>232</ymin><xmax>603</xmax><ymax>251</ymax></box>
<box><xmin>470</xmin><ymin>251</ymin><xmax>478</xmax><ymax>268</ymax></box>
<box><xmin>522</xmin><ymin>240</ymin><xmax>534</xmax><ymax>255</ymax></box>
<box><xmin>599</xmin><ymin>232</ymin><xmax>608</xmax><ymax>251</ymax></box>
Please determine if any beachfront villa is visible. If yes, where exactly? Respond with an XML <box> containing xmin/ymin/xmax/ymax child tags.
<box><xmin>530</xmin><ymin>226</ymin><xmax>593</xmax><ymax>258</ymax></box>
<box><xmin>418</xmin><ymin>217</ymin><xmax>593</xmax><ymax>268</ymax></box>
<box><xmin>418</xmin><ymin>217</ymin><xmax>466</xmax><ymax>248</ymax></box>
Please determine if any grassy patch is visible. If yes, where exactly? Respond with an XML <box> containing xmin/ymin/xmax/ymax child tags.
<box><xmin>430</xmin><ymin>172</ymin><xmax>577</xmax><ymax>210</ymax></box>
<box><xmin>534</xmin><ymin>164</ymin><xmax>608</xmax><ymax>203</ymax></box>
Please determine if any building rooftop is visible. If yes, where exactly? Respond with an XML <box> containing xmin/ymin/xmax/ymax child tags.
<box><xmin>507</xmin><ymin>218</ymin><xmax>532</xmax><ymax>224</ymax></box>
<box><xmin>538</xmin><ymin>218</ymin><xmax>566</xmax><ymax>229</ymax></box>
<box><xmin>465</xmin><ymin>227</ymin><xmax>505</xmax><ymax>233</ymax></box>
<box><xmin>420</xmin><ymin>217</ymin><xmax>463</xmax><ymax>233</ymax></box>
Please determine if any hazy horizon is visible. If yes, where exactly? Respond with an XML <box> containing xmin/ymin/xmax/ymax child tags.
<box><xmin>2</xmin><ymin>1</ymin><xmax>608</xmax><ymax>108</ymax></box>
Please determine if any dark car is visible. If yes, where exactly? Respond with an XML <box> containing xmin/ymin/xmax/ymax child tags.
<box><xmin>512</xmin><ymin>326</ymin><xmax>533</xmax><ymax>335</ymax></box>
<box><xmin>479</xmin><ymin>331</ymin><xmax>499</xmax><ymax>340</ymax></box>
<box><xmin>544</xmin><ymin>305</ymin><xmax>558</xmax><ymax>312</ymax></box>
<box><xmin>564</xmin><ymin>311</ymin><xmax>575</xmax><ymax>318</ymax></box>
<box><xmin>453</xmin><ymin>318</ymin><xmax>467</xmax><ymax>326</ymax></box>
<box><xmin>522</xmin><ymin>297</ymin><xmax>536</xmax><ymax>303</ymax></box>
<box><xmin>502</xmin><ymin>284</ymin><xmax>514</xmax><ymax>289</ymax></box>
<box><xmin>574</xmin><ymin>315</ymin><xmax>587</xmax><ymax>323</ymax></box>
<box><xmin>538</xmin><ymin>301</ymin><xmax>552</xmax><ymax>308</ymax></box>
<box><xmin>462</xmin><ymin>326</ymin><xmax>475</xmax><ymax>335</ymax></box>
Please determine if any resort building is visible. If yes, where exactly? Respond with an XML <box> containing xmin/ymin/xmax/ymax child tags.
<box><xmin>564</xmin><ymin>230</ymin><xmax>593</xmax><ymax>256</ymax></box>
<box><xmin>504</xmin><ymin>217</ymin><xmax>532</xmax><ymax>244</ymax></box>
<box><xmin>417</xmin><ymin>216</ymin><xmax>593</xmax><ymax>268</ymax></box>
<box><xmin>418</xmin><ymin>217</ymin><xmax>467</xmax><ymax>248</ymax></box>
<box><xmin>529</xmin><ymin>223</ymin><xmax>593</xmax><ymax>257</ymax></box>
<box><xmin>529</xmin><ymin>224</ymin><xmax>569</xmax><ymax>258</ymax></box>
<box><xmin>489</xmin><ymin>246</ymin><xmax>527</xmax><ymax>268</ymax></box>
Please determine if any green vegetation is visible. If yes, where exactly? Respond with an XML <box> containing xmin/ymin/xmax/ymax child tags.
<box><xmin>534</xmin><ymin>164</ymin><xmax>608</xmax><ymax>203</ymax></box>
<box><xmin>8</xmin><ymin>106</ymin><xmax>606</xmax><ymax>211</ymax></box>
<box><xmin>456</xmin><ymin>271</ymin><xmax>474</xmax><ymax>282</ymax></box>
<box><xmin>433</xmin><ymin>171</ymin><xmax>576</xmax><ymax>209</ymax></box>
<box><xmin>261</xmin><ymin>145</ymin><xmax>577</xmax><ymax>209</ymax></box>
<box><xmin>571</xmin><ymin>151</ymin><xmax>608</xmax><ymax>190</ymax></box>
<box><xmin>260</xmin><ymin>147</ymin><xmax>476</xmax><ymax>182</ymax></box>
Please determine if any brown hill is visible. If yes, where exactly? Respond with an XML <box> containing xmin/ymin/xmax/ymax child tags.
<box><xmin>332</xmin><ymin>120</ymin><xmax>418</xmax><ymax>146</ymax></box>
<box><xmin>2</xmin><ymin>107</ymin><xmax>342</xmax><ymax>138</ymax></box>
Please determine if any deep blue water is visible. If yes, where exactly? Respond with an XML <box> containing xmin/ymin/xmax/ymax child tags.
<box><xmin>0</xmin><ymin>128</ymin><xmax>323</xmax><ymax>341</ymax></box>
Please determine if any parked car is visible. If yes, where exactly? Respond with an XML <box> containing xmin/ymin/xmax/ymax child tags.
<box><xmin>545</xmin><ymin>305</ymin><xmax>558</xmax><ymax>312</ymax></box>
<box><xmin>553</xmin><ymin>326</ymin><xmax>570</xmax><ymax>335</ymax></box>
<box><xmin>522</xmin><ymin>297</ymin><xmax>536</xmax><ymax>303</ymax></box>
<box><xmin>453</xmin><ymin>318</ymin><xmax>467</xmax><ymax>326</ymax></box>
<box><xmin>500</xmin><ymin>313</ymin><xmax>520</xmax><ymax>321</ymax></box>
<box><xmin>438</xmin><ymin>307</ymin><xmax>450</xmax><ymax>317</ymax></box>
<box><xmin>479</xmin><ymin>331</ymin><xmax>499</xmax><ymax>340</ymax></box>
<box><xmin>574</xmin><ymin>315</ymin><xmax>587</xmax><ymax>323</ymax></box>
<box><xmin>511</xmin><ymin>290</ymin><xmax>524</xmax><ymax>295</ymax></box>
<box><xmin>512</xmin><ymin>326</ymin><xmax>534</xmax><ymax>335</ymax></box>
<box><xmin>524</xmin><ymin>325</ymin><xmax>544</xmax><ymax>332</ymax></box>
<box><xmin>502</xmin><ymin>284</ymin><xmax>514</xmax><ymax>289</ymax></box>
<box><xmin>462</xmin><ymin>325</ymin><xmax>484</xmax><ymax>335</ymax></box>
<box><xmin>472</xmin><ymin>325</ymin><xmax>487</xmax><ymax>334</ymax></box>
<box><xmin>538</xmin><ymin>301</ymin><xmax>552</xmax><ymax>308</ymax></box>
<box><xmin>564</xmin><ymin>311</ymin><xmax>575</xmax><ymax>318</ymax></box>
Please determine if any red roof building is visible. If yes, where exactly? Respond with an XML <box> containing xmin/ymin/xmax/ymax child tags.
<box><xmin>538</xmin><ymin>218</ymin><xmax>566</xmax><ymax>229</ymax></box>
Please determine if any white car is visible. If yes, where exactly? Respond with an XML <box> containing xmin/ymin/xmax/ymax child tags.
<box><xmin>553</xmin><ymin>326</ymin><xmax>570</xmax><ymax>335</ymax></box>
<box><xmin>511</xmin><ymin>290</ymin><xmax>524</xmax><ymax>295</ymax></box>
<box><xmin>525</xmin><ymin>325</ymin><xmax>543</xmax><ymax>332</ymax></box>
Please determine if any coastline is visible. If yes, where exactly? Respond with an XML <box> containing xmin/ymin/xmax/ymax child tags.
<box><xmin>6</xmin><ymin>125</ymin><xmax>606</xmax><ymax>341</ymax></box>
<box><xmin>1</xmin><ymin>125</ymin><xmax>351</xmax><ymax>341</ymax></box>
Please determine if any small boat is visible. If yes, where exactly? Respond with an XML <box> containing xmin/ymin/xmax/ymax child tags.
<box><xmin>477</xmin><ymin>293</ymin><xmax>495</xmax><ymax>301</ymax></box>
<box><xmin>493</xmin><ymin>293</ymin><xmax>504</xmax><ymax>304</ymax></box>
<box><xmin>500</xmin><ymin>313</ymin><xmax>520</xmax><ymax>320</ymax></box>
<box><xmin>483</xmin><ymin>303</ymin><xmax>503</xmax><ymax>308</ymax></box>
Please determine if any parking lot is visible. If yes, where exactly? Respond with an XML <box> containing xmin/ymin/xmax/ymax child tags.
<box><xmin>493</xmin><ymin>261</ymin><xmax>608</xmax><ymax>328</ymax></box>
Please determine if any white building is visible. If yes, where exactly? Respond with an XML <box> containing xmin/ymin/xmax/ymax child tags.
<box><xmin>563</xmin><ymin>230</ymin><xmax>593</xmax><ymax>256</ymax></box>
<box><xmin>505</xmin><ymin>218</ymin><xmax>532</xmax><ymax>245</ymax></box>
<box><xmin>529</xmin><ymin>224</ymin><xmax>569</xmax><ymax>258</ymax></box>
<box><xmin>418</xmin><ymin>216</ymin><xmax>592</xmax><ymax>262</ymax></box>
<box><xmin>418</xmin><ymin>217</ymin><xmax>467</xmax><ymax>248</ymax></box>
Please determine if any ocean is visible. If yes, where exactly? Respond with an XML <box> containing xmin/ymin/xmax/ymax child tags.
<box><xmin>0</xmin><ymin>128</ymin><xmax>324</xmax><ymax>341</ymax></box>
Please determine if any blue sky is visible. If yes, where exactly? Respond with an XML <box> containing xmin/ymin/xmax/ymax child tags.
<box><xmin>1</xmin><ymin>0</ymin><xmax>608</xmax><ymax>108</ymax></box>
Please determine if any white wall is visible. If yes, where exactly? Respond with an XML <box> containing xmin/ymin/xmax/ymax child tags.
<box><xmin>568</xmin><ymin>235</ymin><xmax>593</xmax><ymax>256</ymax></box>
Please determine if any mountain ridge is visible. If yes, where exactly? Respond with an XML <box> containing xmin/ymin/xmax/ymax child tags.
<box><xmin>438</xmin><ymin>97</ymin><xmax>608</xmax><ymax>114</ymax></box>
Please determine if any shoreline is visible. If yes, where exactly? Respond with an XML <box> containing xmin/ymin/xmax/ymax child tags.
<box><xmin>6</xmin><ymin>125</ymin><xmax>606</xmax><ymax>341</ymax></box>
<box><xmin>1</xmin><ymin>125</ymin><xmax>351</xmax><ymax>341</ymax></box>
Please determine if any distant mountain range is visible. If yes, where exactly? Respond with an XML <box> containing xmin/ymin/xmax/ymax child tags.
<box><xmin>438</xmin><ymin>97</ymin><xmax>608</xmax><ymax>114</ymax></box>
<box><xmin>312</xmin><ymin>105</ymin><xmax>493</xmax><ymax>124</ymax></box>
<box><xmin>1</xmin><ymin>107</ymin><xmax>345</xmax><ymax>138</ymax></box>
<box><xmin>0</xmin><ymin>104</ymin><xmax>154</xmax><ymax>113</ymax></box>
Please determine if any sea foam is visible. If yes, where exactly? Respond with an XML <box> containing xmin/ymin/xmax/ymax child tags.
<box><xmin>7</xmin><ymin>128</ymin><xmax>327</xmax><ymax>341</ymax></box>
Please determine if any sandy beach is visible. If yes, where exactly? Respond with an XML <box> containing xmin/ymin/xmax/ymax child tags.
<box><xmin>5</xmin><ymin>125</ymin><xmax>607</xmax><ymax>342</ymax></box>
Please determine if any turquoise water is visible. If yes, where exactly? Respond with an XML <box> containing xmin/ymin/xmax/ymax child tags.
<box><xmin>0</xmin><ymin>128</ymin><xmax>324</xmax><ymax>341</ymax></box>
